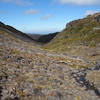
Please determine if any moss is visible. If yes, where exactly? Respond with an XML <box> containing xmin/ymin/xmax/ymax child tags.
<box><xmin>71</xmin><ymin>64</ymin><xmax>88</xmax><ymax>69</ymax></box>
<box><xmin>75</xmin><ymin>96</ymin><xmax>81</xmax><ymax>100</ymax></box>
<box><xmin>92</xmin><ymin>60</ymin><xmax>96</xmax><ymax>64</ymax></box>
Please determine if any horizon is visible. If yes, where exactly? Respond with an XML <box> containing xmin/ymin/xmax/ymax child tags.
<box><xmin>0</xmin><ymin>0</ymin><xmax>100</xmax><ymax>34</ymax></box>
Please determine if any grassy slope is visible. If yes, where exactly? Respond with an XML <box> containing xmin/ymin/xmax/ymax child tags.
<box><xmin>44</xmin><ymin>13</ymin><xmax>100</xmax><ymax>53</ymax></box>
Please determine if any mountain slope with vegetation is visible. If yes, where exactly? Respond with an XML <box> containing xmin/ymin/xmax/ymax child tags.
<box><xmin>37</xmin><ymin>32</ymin><xmax>59</xmax><ymax>43</ymax></box>
<box><xmin>0</xmin><ymin>13</ymin><xmax>100</xmax><ymax>100</ymax></box>
<box><xmin>44</xmin><ymin>13</ymin><xmax>100</xmax><ymax>59</ymax></box>
<box><xmin>0</xmin><ymin>22</ymin><xmax>37</xmax><ymax>43</ymax></box>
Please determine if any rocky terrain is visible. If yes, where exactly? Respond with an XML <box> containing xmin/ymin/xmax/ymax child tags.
<box><xmin>0</xmin><ymin>13</ymin><xmax>100</xmax><ymax>100</ymax></box>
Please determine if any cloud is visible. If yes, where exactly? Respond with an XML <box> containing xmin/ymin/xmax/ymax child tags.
<box><xmin>1</xmin><ymin>0</ymin><xmax>33</xmax><ymax>6</ymax></box>
<box><xmin>40</xmin><ymin>14</ymin><xmax>51</xmax><ymax>20</ymax></box>
<box><xmin>24</xmin><ymin>9</ymin><xmax>38</xmax><ymax>15</ymax></box>
<box><xmin>84</xmin><ymin>10</ymin><xmax>99</xmax><ymax>16</ymax></box>
<box><xmin>58</xmin><ymin>0</ymin><xmax>100</xmax><ymax>5</ymax></box>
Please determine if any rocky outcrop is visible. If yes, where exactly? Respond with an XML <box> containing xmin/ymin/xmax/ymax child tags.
<box><xmin>95</xmin><ymin>15</ymin><xmax>100</xmax><ymax>23</ymax></box>
<box><xmin>94</xmin><ymin>13</ymin><xmax>100</xmax><ymax>20</ymax></box>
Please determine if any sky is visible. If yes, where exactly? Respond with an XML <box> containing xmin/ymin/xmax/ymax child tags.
<box><xmin>0</xmin><ymin>0</ymin><xmax>100</xmax><ymax>34</ymax></box>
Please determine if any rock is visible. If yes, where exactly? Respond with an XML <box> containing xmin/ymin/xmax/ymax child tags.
<box><xmin>33</xmin><ymin>88</ymin><xmax>44</xmax><ymax>97</ymax></box>
<box><xmin>54</xmin><ymin>91</ymin><xmax>63</xmax><ymax>100</ymax></box>
<box><xmin>95</xmin><ymin>15</ymin><xmax>100</xmax><ymax>23</ymax></box>
<box><xmin>0</xmin><ymin>86</ymin><xmax>3</xmax><ymax>99</ymax></box>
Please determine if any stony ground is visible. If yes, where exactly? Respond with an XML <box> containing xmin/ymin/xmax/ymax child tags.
<box><xmin>0</xmin><ymin>30</ymin><xmax>100</xmax><ymax>100</ymax></box>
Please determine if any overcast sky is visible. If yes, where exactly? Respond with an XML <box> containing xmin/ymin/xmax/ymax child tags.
<box><xmin>0</xmin><ymin>0</ymin><xmax>100</xmax><ymax>34</ymax></box>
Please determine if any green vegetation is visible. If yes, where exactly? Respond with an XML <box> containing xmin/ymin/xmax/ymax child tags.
<box><xmin>44</xmin><ymin>14</ymin><xmax>100</xmax><ymax>53</ymax></box>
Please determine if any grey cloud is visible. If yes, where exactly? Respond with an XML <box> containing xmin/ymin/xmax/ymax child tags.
<box><xmin>24</xmin><ymin>9</ymin><xmax>38</xmax><ymax>15</ymax></box>
<box><xmin>40</xmin><ymin>14</ymin><xmax>51</xmax><ymax>20</ymax></box>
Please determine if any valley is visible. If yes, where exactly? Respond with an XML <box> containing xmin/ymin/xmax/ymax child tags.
<box><xmin>0</xmin><ymin>13</ymin><xmax>100</xmax><ymax>100</ymax></box>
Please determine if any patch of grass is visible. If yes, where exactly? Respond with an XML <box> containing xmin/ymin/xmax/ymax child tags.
<box><xmin>44</xmin><ymin>15</ymin><xmax>100</xmax><ymax>53</ymax></box>
<box><xmin>71</xmin><ymin>64</ymin><xmax>88</xmax><ymax>69</ymax></box>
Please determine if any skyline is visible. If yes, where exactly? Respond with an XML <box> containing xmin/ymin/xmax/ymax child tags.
<box><xmin>0</xmin><ymin>0</ymin><xmax>100</xmax><ymax>34</ymax></box>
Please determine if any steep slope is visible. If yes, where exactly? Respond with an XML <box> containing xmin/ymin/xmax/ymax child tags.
<box><xmin>44</xmin><ymin>13</ymin><xmax>100</xmax><ymax>60</ymax></box>
<box><xmin>1</xmin><ymin>22</ymin><xmax>100</xmax><ymax>100</ymax></box>
<box><xmin>0</xmin><ymin>21</ymin><xmax>37</xmax><ymax>43</ymax></box>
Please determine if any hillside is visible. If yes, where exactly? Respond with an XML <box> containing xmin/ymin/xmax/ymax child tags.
<box><xmin>0</xmin><ymin>22</ymin><xmax>37</xmax><ymax>43</ymax></box>
<box><xmin>37</xmin><ymin>32</ymin><xmax>59</xmax><ymax>43</ymax></box>
<box><xmin>44</xmin><ymin>13</ymin><xmax>100</xmax><ymax>60</ymax></box>
<box><xmin>27</xmin><ymin>32</ymin><xmax>59</xmax><ymax>43</ymax></box>
<box><xmin>27</xmin><ymin>34</ymin><xmax>42</xmax><ymax>41</ymax></box>
<box><xmin>0</xmin><ymin>13</ymin><xmax>100</xmax><ymax>100</ymax></box>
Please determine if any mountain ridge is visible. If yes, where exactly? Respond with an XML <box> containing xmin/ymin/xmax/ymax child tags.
<box><xmin>0</xmin><ymin>21</ymin><xmax>37</xmax><ymax>43</ymax></box>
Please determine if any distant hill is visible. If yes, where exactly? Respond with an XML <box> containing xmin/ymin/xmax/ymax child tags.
<box><xmin>44</xmin><ymin>13</ymin><xmax>100</xmax><ymax>55</ymax></box>
<box><xmin>27</xmin><ymin>32</ymin><xmax>59</xmax><ymax>43</ymax></box>
<box><xmin>37</xmin><ymin>32</ymin><xmax>59</xmax><ymax>43</ymax></box>
<box><xmin>27</xmin><ymin>34</ymin><xmax>42</xmax><ymax>41</ymax></box>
